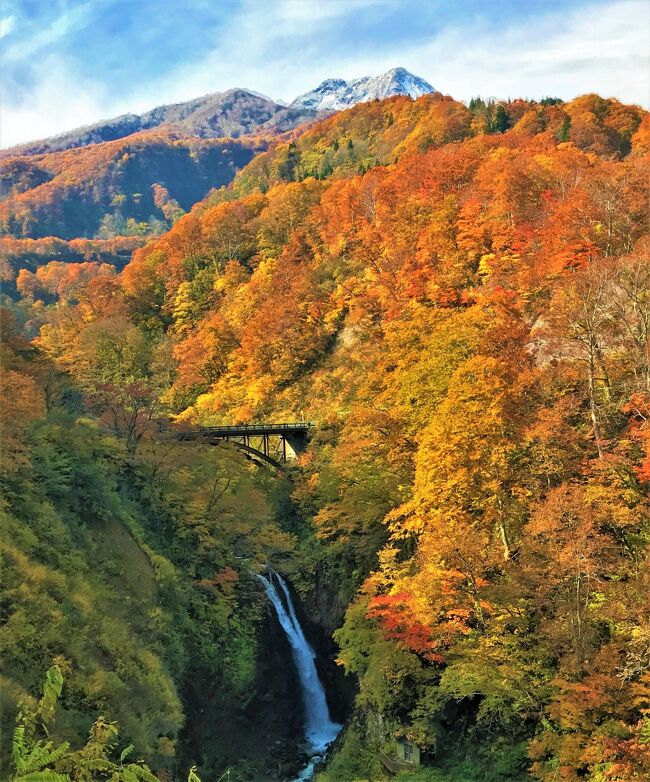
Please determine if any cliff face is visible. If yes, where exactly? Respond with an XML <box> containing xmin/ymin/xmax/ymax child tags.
<box><xmin>179</xmin><ymin>608</ymin><xmax>306</xmax><ymax>781</ymax></box>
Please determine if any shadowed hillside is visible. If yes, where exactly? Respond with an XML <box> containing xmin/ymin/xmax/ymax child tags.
<box><xmin>0</xmin><ymin>132</ymin><xmax>263</xmax><ymax>239</ymax></box>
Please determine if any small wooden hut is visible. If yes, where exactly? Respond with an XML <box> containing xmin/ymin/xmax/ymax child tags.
<box><xmin>378</xmin><ymin>739</ymin><xmax>421</xmax><ymax>774</ymax></box>
<box><xmin>396</xmin><ymin>739</ymin><xmax>420</xmax><ymax>766</ymax></box>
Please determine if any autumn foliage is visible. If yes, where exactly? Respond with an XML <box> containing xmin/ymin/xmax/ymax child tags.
<box><xmin>3</xmin><ymin>90</ymin><xmax>650</xmax><ymax>780</ymax></box>
<box><xmin>0</xmin><ymin>130</ymin><xmax>262</xmax><ymax>239</ymax></box>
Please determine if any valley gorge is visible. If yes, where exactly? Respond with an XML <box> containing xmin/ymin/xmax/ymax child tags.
<box><xmin>2</xmin><ymin>69</ymin><xmax>650</xmax><ymax>782</ymax></box>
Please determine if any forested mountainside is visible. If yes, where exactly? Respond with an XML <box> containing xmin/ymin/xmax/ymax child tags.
<box><xmin>0</xmin><ymin>237</ymin><xmax>145</xmax><ymax>298</ymax></box>
<box><xmin>1</xmin><ymin>310</ymin><xmax>310</xmax><ymax>781</ymax></box>
<box><xmin>2</xmin><ymin>89</ymin><xmax>649</xmax><ymax>782</ymax></box>
<box><xmin>0</xmin><ymin>132</ymin><xmax>263</xmax><ymax>240</ymax></box>
<box><xmin>0</xmin><ymin>69</ymin><xmax>435</xmax><ymax>245</ymax></box>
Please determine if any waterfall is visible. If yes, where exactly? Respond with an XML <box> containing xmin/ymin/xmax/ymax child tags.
<box><xmin>257</xmin><ymin>570</ymin><xmax>341</xmax><ymax>761</ymax></box>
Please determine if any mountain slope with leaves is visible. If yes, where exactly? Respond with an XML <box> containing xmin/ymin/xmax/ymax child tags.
<box><xmin>0</xmin><ymin>132</ymin><xmax>264</xmax><ymax>240</ymax></box>
<box><xmin>7</xmin><ymin>90</ymin><xmax>650</xmax><ymax>781</ymax></box>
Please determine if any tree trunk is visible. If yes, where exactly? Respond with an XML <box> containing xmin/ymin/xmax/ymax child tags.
<box><xmin>588</xmin><ymin>344</ymin><xmax>604</xmax><ymax>459</ymax></box>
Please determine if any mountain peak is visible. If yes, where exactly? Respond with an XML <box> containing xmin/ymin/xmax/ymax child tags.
<box><xmin>3</xmin><ymin>69</ymin><xmax>435</xmax><ymax>157</ymax></box>
<box><xmin>2</xmin><ymin>88</ymin><xmax>316</xmax><ymax>157</ymax></box>
<box><xmin>290</xmin><ymin>68</ymin><xmax>434</xmax><ymax>112</ymax></box>
<box><xmin>385</xmin><ymin>66</ymin><xmax>412</xmax><ymax>78</ymax></box>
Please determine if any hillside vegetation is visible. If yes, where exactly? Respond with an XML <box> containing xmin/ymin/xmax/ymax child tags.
<box><xmin>0</xmin><ymin>132</ymin><xmax>263</xmax><ymax>240</ymax></box>
<box><xmin>0</xmin><ymin>308</ymin><xmax>306</xmax><ymax>781</ymax></box>
<box><xmin>3</xmin><ymin>90</ymin><xmax>650</xmax><ymax>781</ymax></box>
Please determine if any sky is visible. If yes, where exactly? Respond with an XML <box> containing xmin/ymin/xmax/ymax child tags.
<box><xmin>1</xmin><ymin>0</ymin><xmax>649</xmax><ymax>148</ymax></box>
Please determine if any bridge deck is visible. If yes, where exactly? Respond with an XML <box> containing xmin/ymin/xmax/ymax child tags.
<box><xmin>177</xmin><ymin>422</ymin><xmax>315</xmax><ymax>438</ymax></box>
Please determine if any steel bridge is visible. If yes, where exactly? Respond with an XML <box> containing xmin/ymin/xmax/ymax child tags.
<box><xmin>174</xmin><ymin>422</ymin><xmax>315</xmax><ymax>469</ymax></box>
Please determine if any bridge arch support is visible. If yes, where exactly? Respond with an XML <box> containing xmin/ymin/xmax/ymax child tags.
<box><xmin>173</xmin><ymin>422</ymin><xmax>314</xmax><ymax>469</ymax></box>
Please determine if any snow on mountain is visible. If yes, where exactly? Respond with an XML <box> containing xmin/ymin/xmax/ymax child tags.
<box><xmin>4</xmin><ymin>68</ymin><xmax>433</xmax><ymax>157</ymax></box>
<box><xmin>290</xmin><ymin>67</ymin><xmax>434</xmax><ymax>112</ymax></box>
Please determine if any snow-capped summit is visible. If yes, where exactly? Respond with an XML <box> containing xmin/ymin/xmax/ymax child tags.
<box><xmin>290</xmin><ymin>67</ymin><xmax>434</xmax><ymax>112</ymax></box>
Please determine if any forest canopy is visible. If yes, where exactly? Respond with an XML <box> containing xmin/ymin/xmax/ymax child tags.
<box><xmin>1</xmin><ymin>90</ymin><xmax>649</xmax><ymax>781</ymax></box>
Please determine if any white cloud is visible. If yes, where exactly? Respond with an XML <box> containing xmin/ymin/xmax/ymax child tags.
<box><xmin>1</xmin><ymin>0</ymin><xmax>648</xmax><ymax>148</ymax></box>
<box><xmin>147</xmin><ymin>0</ymin><xmax>649</xmax><ymax>108</ymax></box>
<box><xmin>3</xmin><ymin>2</ymin><xmax>94</xmax><ymax>63</ymax></box>
<box><xmin>0</xmin><ymin>15</ymin><xmax>16</xmax><ymax>39</ymax></box>
<box><xmin>405</xmin><ymin>0</ymin><xmax>650</xmax><ymax>106</ymax></box>
<box><xmin>140</xmin><ymin>0</ymin><xmax>393</xmax><ymax>104</ymax></box>
<box><xmin>275</xmin><ymin>0</ymin><xmax>388</xmax><ymax>24</ymax></box>
<box><xmin>0</xmin><ymin>55</ymin><xmax>112</xmax><ymax>148</ymax></box>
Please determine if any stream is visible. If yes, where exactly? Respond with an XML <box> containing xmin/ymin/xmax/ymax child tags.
<box><xmin>257</xmin><ymin>570</ymin><xmax>341</xmax><ymax>781</ymax></box>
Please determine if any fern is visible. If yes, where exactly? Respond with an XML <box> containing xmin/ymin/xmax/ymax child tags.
<box><xmin>12</xmin><ymin>772</ymin><xmax>71</xmax><ymax>782</ymax></box>
<box><xmin>12</xmin><ymin>723</ymin><xmax>28</xmax><ymax>768</ymax></box>
<box><xmin>11</xmin><ymin>667</ymin><xmax>162</xmax><ymax>782</ymax></box>
<box><xmin>15</xmin><ymin>740</ymin><xmax>71</xmax><ymax>775</ymax></box>
<box><xmin>38</xmin><ymin>667</ymin><xmax>64</xmax><ymax>727</ymax></box>
<box><xmin>117</xmin><ymin>765</ymin><xmax>159</xmax><ymax>782</ymax></box>
<box><xmin>119</xmin><ymin>746</ymin><xmax>134</xmax><ymax>763</ymax></box>
<box><xmin>12</xmin><ymin>704</ymin><xmax>71</xmax><ymax>782</ymax></box>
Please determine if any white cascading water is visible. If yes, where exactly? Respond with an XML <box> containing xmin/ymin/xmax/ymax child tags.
<box><xmin>257</xmin><ymin>570</ymin><xmax>341</xmax><ymax>779</ymax></box>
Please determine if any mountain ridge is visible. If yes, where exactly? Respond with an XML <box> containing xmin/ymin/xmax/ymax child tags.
<box><xmin>2</xmin><ymin>68</ymin><xmax>434</xmax><ymax>157</ymax></box>
<box><xmin>1</xmin><ymin>89</ymin><xmax>317</xmax><ymax>158</ymax></box>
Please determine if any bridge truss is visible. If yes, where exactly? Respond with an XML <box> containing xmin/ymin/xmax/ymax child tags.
<box><xmin>174</xmin><ymin>423</ymin><xmax>314</xmax><ymax>468</ymax></box>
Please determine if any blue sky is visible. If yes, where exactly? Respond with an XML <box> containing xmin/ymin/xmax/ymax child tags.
<box><xmin>1</xmin><ymin>0</ymin><xmax>648</xmax><ymax>147</ymax></box>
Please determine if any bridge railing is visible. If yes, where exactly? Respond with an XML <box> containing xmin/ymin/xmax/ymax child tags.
<box><xmin>186</xmin><ymin>422</ymin><xmax>316</xmax><ymax>434</ymax></box>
